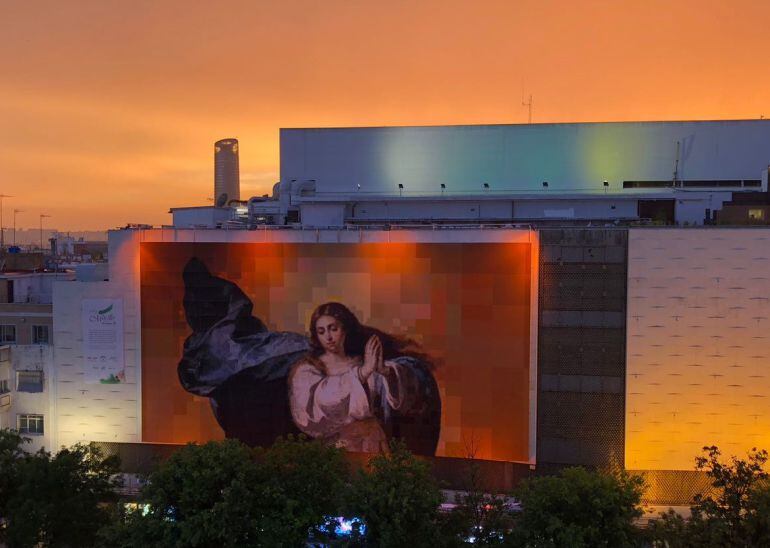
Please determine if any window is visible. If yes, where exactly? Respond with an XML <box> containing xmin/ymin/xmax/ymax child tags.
<box><xmin>17</xmin><ymin>414</ymin><xmax>44</xmax><ymax>435</ymax></box>
<box><xmin>748</xmin><ymin>209</ymin><xmax>765</xmax><ymax>221</ymax></box>
<box><xmin>17</xmin><ymin>370</ymin><xmax>43</xmax><ymax>393</ymax></box>
<box><xmin>0</xmin><ymin>325</ymin><xmax>16</xmax><ymax>343</ymax></box>
<box><xmin>32</xmin><ymin>325</ymin><xmax>50</xmax><ymax>345</ymax></box>
<box><xmin>0</xmin><ymin>379</ymin><xmax>8</xmax><ymax>394</ymax></box>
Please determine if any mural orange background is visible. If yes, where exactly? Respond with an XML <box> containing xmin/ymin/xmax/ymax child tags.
<box><xmin>141</xmin><ymin>241</ymin><xmax>532</xmax><ymax>462</ymax></box>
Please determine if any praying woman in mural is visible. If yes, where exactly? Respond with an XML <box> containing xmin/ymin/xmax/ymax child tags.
<box><xmin>289</xmin><ymin>302</ymin><xmax>429</xmax><ymax>453</ymax></box>
<box><xmin>177</xmin><ymin>258</ymin><xmax>441</xmax><ymax>456</ymax></box>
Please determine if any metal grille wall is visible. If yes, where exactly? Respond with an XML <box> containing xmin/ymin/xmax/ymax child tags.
<box><xmin>537</xmin><ymin>229</ymin><xmax>628</xmax><ymax>469</ymax></box>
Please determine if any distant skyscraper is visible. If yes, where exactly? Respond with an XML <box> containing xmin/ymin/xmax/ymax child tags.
<box><xmin>214</xmin><ymin>138</ymin><xmax>240</xmax><ymax>206</ymax></box>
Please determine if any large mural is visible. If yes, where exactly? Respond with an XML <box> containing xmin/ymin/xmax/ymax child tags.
<box><xmin>140</xmin><ymin>242</ymin><xmax>533</xmax><ymax>462</ymax></box>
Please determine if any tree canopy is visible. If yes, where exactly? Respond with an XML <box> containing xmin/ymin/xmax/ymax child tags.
<box><xmin>648</xmin><ymin>446</ymin><xmax>770</xmax><ymax>548</ymax></box>
<box><xmin>0</xmin><ymin>430</ymin><xmax>121</xmax><ymax>548</ymax></box>
<box><xmin>510</xmin><ymin>466</ymin><xmax>644</xmax><ymax>548</ymax></box>
<box><xmin>100</xmin><ymin>435</ymin><xmax>350</xmax><ymax>548</ymax></box>
<box><xmin>348</xmin><ymin>441</ymin><xmax>444</xmax><ymax>547</ymax></box>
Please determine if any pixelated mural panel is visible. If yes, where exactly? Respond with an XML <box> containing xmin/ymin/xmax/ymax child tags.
<box><xmin>140</xmin><ymin>242</ymin><xmax>533</xmax><ymax>463</ymax></box>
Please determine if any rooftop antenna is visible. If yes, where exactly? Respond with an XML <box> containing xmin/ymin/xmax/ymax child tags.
<box><xmin>521</xmin><ymin>83</ymin><xmax>532</xmax><ymax>124</ymax></box>
<box><xmin>521</xmin><ymin>93</ymin><xmax>532</xmax><ymax>124</ymax></box>
<box><xmin>0</xmin><ymin>194</ymin><xmax>13</xmax><ymax>249</ymax></box>
<box><xmin>13</xmin><ymin>209</ymin><xmax>22</xmax><ymax>247</ymax></box>
<box><xmin>39</xmin><ymin>214</ymin><xmax>50</xmax><ymax>252</ymax></box>
<box><xmin>672</xmin><ymin>140</ymin><xmax>681</xmax><ymax>187</ymax></box>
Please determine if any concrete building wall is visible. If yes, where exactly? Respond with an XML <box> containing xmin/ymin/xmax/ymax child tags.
<box><xmin>300</xmin><ymin>203</ymin><xmax>347</xmax><ymax>227</ymax></box>
<box><xmin>515</xmin><ymin>199</ymin><xmax>637</xmax><ymax>220</ymax></box>
<box><xmin>171</xmin><ymin>207</ymin><xmax>233</xmax><ymax>229</ymax></box>
<box><xmin>0</xmin><ymin>304</ymin><xmax>53</xmax><ymax>345</ymax></box>
<box><xmin>360</xmin><ymin>199</ymin><xmax>514</xmax><ymax>221</ymax></box>
<box><xmin>626</xmin><ymin>228</ymin><xmax>770</xmax><ymax>470</ymax></box>
<box><xmin>0</xmin><ymin>345</ymin><xmax>54</xmax><ymax>452</ymax></box>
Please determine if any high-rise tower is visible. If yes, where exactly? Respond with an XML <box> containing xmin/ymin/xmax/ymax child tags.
<box><xmin>214</xmin><ymin>138</ymin><xmax>240</xmax><ymax>206</ymax></box>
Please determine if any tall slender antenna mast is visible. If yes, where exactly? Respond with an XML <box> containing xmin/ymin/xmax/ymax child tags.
<box><xmin>522</xmin><ymin>94</ymin><xmax>533</xmax><ymax>124</ymax></box>
<box><xmin>672</xmin><ymin>140</ymin><xmax>681</xmax><ymax>187</ymax></box>
<box><xmin>0</xmin><ymin>194</ymin><xmax>13</xmax><ymax>249</ymax></box>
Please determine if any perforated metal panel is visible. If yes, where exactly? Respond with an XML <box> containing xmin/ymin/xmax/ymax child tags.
<box><xmin>537</xmin><ymin>229</ymin><xmax>628</xmax><ymax>468</ymax></box>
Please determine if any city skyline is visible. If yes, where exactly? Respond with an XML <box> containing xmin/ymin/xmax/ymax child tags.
<box><xmin>2</xmin><ymin>0</ymin><xmax>769</xmax><ymax>230</ymax></box>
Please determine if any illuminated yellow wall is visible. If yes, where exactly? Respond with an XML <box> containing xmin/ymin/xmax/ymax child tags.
<box><xmin>626</xmin><ymin>228</ymin><xmax>770</xmax><ymax>470</ymax></box>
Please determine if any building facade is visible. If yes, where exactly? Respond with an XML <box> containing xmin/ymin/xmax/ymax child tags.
<box><xmin>0</xmin><ymin>272</ymin><xmax>68</xmax><ymax>452</ymax></box>
<box><xmin>11</xmin><ymin>119</ymin><xmax>770</xmax><ymax>503</ymax></box>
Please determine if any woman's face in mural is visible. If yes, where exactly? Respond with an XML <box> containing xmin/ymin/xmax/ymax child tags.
<box><xmin>315</xmin><ymin>315</ymin><xmax>346</xmax><ymax>356</ymax></box>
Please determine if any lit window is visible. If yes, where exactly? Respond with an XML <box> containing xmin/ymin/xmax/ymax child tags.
<box><xmin>17</xmin><ymin>414</ymin><xmax>44</xmax><ymax>435</ymax></box>
<box><xmin>17</xmin><ymin>370</ymin><xmax>43</xmax><ymax>393</ymax></box>
<box><xmin>0</xmin><ymin>325</ymin><xmax>15</xmax><ymax>343</ymax></box>
<box><xmin>32</xmin><ymin>325</ymin><xmax>50</xmax><ymax>345</ymax></box>
<box><xmin>748</xmin><ymin>209</ymin><xmax>765</xmax><ymax>221</ymax></box>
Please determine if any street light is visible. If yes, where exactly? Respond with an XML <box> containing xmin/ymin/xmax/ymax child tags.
<box><xmin>39</xmin><ymin>214</ymin><xmax>50</xmax><ymax>252</ymax></box>
<box><xmin>0</xmin><ymin>194</ymin><xmax>14</xmax><ymax>249</ymax></box>
<box><xmin>13</xmin><ymin>209</ymin><xmax>22</xmax><ymax>247</ymax></box>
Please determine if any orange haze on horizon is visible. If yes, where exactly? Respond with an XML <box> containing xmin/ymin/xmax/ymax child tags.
<box><xmin>2</xmin><ymin>0</ymin><xmax>769</xmax><ymax>230</ymax></box>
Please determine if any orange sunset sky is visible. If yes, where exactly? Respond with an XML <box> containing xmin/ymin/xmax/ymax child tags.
<box><xmin>2</xmin><ymin>0</ymin><xmax>769</xmax><ymax>230</ymax></box>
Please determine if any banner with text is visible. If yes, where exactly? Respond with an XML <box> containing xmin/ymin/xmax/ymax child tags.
<box><xmin>82</xmin><ymin>298</ymin><xmax>124</xmax><ymax>384</ymax></box>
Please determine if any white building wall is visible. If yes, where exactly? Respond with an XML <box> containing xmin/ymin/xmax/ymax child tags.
<box><xmin>0</xmin><ymin>345</ymin><xmax>54</xmax><ymax>453</ymax></box>
<box><xmin>171</xmin><ymin>207</ymin><xmax>233</xmax><ymax>228</ymax></box>
<box><xmin>11</xmin><ymin>345</ymin><xmax>53</xmax><ymax>452</ymax></box>
<box><xmin>281</xmin><ymin>121</ymin><xmax>770</xmax><ymax>195</ymax></box>
<box><xmin>626</xmin><ymin>228</ymin><xmax>770</xmax><ymax>470</ymax></box>
<box><xmin>299</xmin><ymin>203</ymin><xmax>346</xmax><ymax>227</ymax></box>
<box><xmin>10</xmin><ymin>273</ymin><xmax>70</xmax><ymax>305</ymax></box>
<box><xmin>514</xmin><ymin>199</ymin><xmax>638</xmax><ymax>220</ymax></box>
<box><xmin>336</xmin><ymin>200</ymin><xmax>515</xmax><ymax>223</ymax></box>
<box><xmin>52</xmin><ymin>229</ymin><xmax>142</xmax><ymax>448</ymax></box>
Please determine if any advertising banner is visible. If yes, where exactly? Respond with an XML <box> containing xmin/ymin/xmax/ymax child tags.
<box><xmin>140</xmin><ymin>242</ymin><xmax>533</xmax><ymax>463</ymax></box>
<box><xmin>82</xmin><ymin>298</ymin><xmax>124</xmax><ymax>384</ymax></box>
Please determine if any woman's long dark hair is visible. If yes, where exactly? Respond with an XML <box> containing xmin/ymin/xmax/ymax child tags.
<box><xmin>308</xmin><ymin>302</ymin><xmax>432</xmax><ymax>367</ymax></box>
